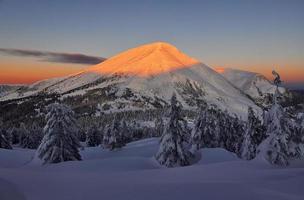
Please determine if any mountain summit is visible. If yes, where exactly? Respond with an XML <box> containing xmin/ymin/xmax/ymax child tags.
<box><xmin>86</xmin><ymin>42</ymin><xmax>199</xmax><ymax>77</ymax></box>
<box><xmin>0</xmin><ymin>42</ymin><xmax>261</xmax><ymax>118</ymax></box>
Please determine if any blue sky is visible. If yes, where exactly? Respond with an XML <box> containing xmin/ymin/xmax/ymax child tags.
<box><xmin>0</xmin><ymin>0</ymin><xmax>303</xmax><ymax>84</ymax></box>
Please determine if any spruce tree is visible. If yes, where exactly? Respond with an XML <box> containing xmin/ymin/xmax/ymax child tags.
<box><xmin>288</xmin><ymin>115</ymin><xmax>304</xmax><ymax>159</ymax></box>
<box><xmin>20</xmin><ymin>122</ymin><xmax>43</xmax><ymax>149</ymax></box>
<box><xmin>155</xmin><ymin>116</ymin><xmax>164</xmax><ymax>137</ymax></box>
<box><xmin>120</xmin><ymin>119</ymin><xmax>130</xmax><ymax>143</ymax></box>
<box><xmin>191</xmin><ymin>107</ymin><xmax>207</xmax><ymax>151</ymax></box>
<box><xmin>0</xmin><ymin>129</ymin><xmax>12</xmax><ymax>149</ymax></box>
<box><xmin>86</xmin><ymin>125</ymin><xmax>102</xmax><ymax>147</ymax></box>
<box><xmin>9</xmin><ymin>127</ymin><xmax>20</xmax><ymax>145</ymax></box>
<box><xmin>257</xmin><ymin>71</ymin><xmax>291</xmax><ymax>166</ymax></box>
<box><xmin>103</xmin><ymin>116</ymin><xmax>125</xmax><ymax>150</ymax></box>
<box><xmin>155</xmin><ymin>94</ymin><xmax>191</xmax><ymax>167</ymax></box>
<box><xmin>102</xmin><ymin>124</ymin><xmax>111</xmax><ymax>148</ymax></box>
<box><xmin>201</xmin><ymin>106</ymin><xmax>221</xmax><ymax>148</ymax></box>
<box><xmin>241</xmin><ymin>107</ymin><xmax>265</xmax><ymax>160</ymax></box>
<box><xmin>36</xmin><ymin>103</ymin><xmax>81</xmax><ymax>164</ymax></box>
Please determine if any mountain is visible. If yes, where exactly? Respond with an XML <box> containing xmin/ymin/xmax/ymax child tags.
<box><xmin>0</xmin><ymin>42</ymin><xmax>260</xmax><ymax>119</ymax></box>
<box><xmin>221</xmin><ymin>68</ymin><xmax>286</xmax><ymax>107</ymax></box>
<box><xmin>0</xmin><ymin>84</ymin><xmax>23</xmax><ymax>98</ymax></box>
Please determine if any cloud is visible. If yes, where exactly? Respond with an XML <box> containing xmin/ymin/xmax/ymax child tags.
<box><xmin>0</xmin><ymin>48</ymin><xmax>106</xmax><ymax>65</ymax></box>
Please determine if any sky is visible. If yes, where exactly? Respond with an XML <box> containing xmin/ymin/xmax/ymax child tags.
<box><xmin>0</xmin><ymin>0</ymin><xmax>303</xmax><ymax>86</ymax></box>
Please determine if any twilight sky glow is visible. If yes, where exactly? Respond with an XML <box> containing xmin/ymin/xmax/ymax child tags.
<box><xmin>0</xmin><ymin>0</ymin><xmax>303</xmax><ymax>85</ymax></box>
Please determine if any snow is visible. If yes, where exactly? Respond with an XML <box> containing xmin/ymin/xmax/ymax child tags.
<box><xmin>86</xmin><ymin>42</ymin><xmax>199</xmax><ymax>77</ymax></box>
<box><xmin>0</xmin><ymin>42</ymin><xmax>261</xmax><ymax>119</ymax></box>
<box><xmin>0</xmin><ymin>85</ymin><xmax>23</xmax><ymax>98</ymax></box>
<box><xmin>0</xmin><ymin>138</ymin><xmax>304</xmax><ymax>200</ymax></box>
<box><xmin>0</xmin><ymin>178</ymin><xmax>26</xmax><ymax>200</ymax></box>
<box><xmin>222</xmin><ymin>68</ymin><xmax>286</xmax><ymax>99</ymax></box>
<box><xmin>0</xmin><ymin>147</ymin><xmax>34</xmax><ymax>168</ymax></box>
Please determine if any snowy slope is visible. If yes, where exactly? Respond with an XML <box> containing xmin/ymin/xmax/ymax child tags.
<box><xmin>0</xmin><ymin>85</ymin><xmax>23</xmax><ymax>98</ymax></box>
<box><xmin>0</xmin><ymin>138</ymin><xmax>303</xmax><ymax>200</ymax></box>
<box><xmin>222</xmin><ymin>68</ymin><xmax>286</xmax><ymax>101</ymax></box>
<box><xmin>0</xmin><ymin>42</ymin><xmax>260</xmax><ymax>118</ymax></box>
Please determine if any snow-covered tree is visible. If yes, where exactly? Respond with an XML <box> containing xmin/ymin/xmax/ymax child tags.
<box><xmin>195</xmin><ymin>105</ymin><xmax>222</xmax><ymax>148</ymax></box>
<box><xmin>241</xmin><ymin>107</ymin><xmax>265</xmax><ymax>160</ymax></box>
<box><xmin>77</xmin><ymin>129</ymin><xmax>87</xmax><ymax>142</ymax></box>
<box><xmin>102</xmin><ymin>124</ymin><xmax>111</xmax><ymax>148</ymax></box>
<box><xmin>0</xmin><ymin>129</ymin><xmax>12</xmax><ymax>149</ymax></box>
<box><xmin>120</xmin><ymin>119</ymin><xmax>131</xmax><ymax>143</ymax></box>
<box><xmin>154</xmin><ymin>116</ymin><xmax>164</xmax><ymax>137</ymax></box>
<box><xmin>102</xmin><ymin>116</ymin><xmax>126</xmax><ymax>150</ymax></box>
<box><xmin>221</xmin><ymin>111</ymin><xmax>239</xmax><ymax>152</ymax></box>
<box><xmin>36</xmin><ymin>103</ymin><xmax>81</xmax><ymax>164</ymax></box>
<box><xmin>9</xmin><ymin>127</ymin><xmax>20</xmax><ymax>144</ymax></box>
<box><xmin>20</xmin><ymin>122</ymin><xmax>43</xmax><ymax>149</ymax></box>
<box><xmin>288</xmin><ymin>114</ymin><xmax>304</xmax><ymax>159</ymax></box>
<box><xmin>257</xmin><ymin>71</ymin><xmax>292</xmax><ymax>166</ymax></box>
<box><xmin>155</xmin><ymin>94</ymin><xmax>191</xmax><ymax>167</ymax></box>
<box><xmin>86</xmin><ymin>125</ymin><xmax>102</xmax><ymax>147</ymax></box>
<box><xmin>191</xmin><ymin>107</ymin><xmax>207</xmax><ymax>151</ymax></box>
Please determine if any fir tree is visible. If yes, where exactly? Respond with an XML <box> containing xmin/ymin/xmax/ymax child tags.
<box><xmin>86</xmin><ymin>125</ymin><xmax>102</xmax><ymax>147</ymax></box>
<box><xmin>36</xmin><ymin>103</ymin><xmax>81</xmax><ymax>164</ymax></box>
<box><xmin>241</xmin><ymin>107</ymin><xmax>265</xmax><ymax>160</ymax></box>
<box><xmin>155</xmin><ymin>94</ymin><xmax>191</xmax><ymax>167</ymax></box>
<box><xmin>200</xmin><ymin>106</ymin><xmax>222</xmax><ymax>148</ymax></box>
<box><xmin>257</xmin><ymin>71</ymin><xmax>291</xmax><ymax>166</ymax></box>
<box><xmin>102</xmin><ymin>124</ymin><xmax>111</xmax><ymax>148</ymax></box>
<box><xmin>120</xmin><ymin>119</ymin><xmax>131</xmax><ymax>143</ymax></box>
<box><xmin>9</xmin><ymin>127</ymin><xmax>20</xmax><ymax>144</ymax></box>
<box><xmin>191</xmin><ymin>107</ymin><xmax>207</xmax><ymax>151</ymax></box>
<box><xmin>228</xmin><ymin>115</ymin><xmax>244</xmax><ymax>156</ymax></box>
<box><xmin>288</xmin><ymin>115</ymin><xmax>304</xmax><ymax>159</ymax></box>
<box><xmin>20</xmin><ymin>122</ymin><xmax>43</xmax><ymax>149</ymax></box>
<box><xmin>103</xmin><ymin>116</ymin><xmax>126</xmax><ymax>150</ymax></box>
<box><xmin>0</xmin><ymin>129</ymin><xmax>12</xmax><ymax>149</ymax></box>
<box><xmin>77</xmin><ymin>129</ymin><xmax>87</xmax><ymax>142</ymax></box>
<box><xmin>154</xmin><ymin>116</ymin><xmax>164</xmax><ymax>137</ymax></box>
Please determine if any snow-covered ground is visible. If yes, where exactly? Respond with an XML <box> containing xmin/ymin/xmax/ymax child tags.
<box><xmin>0</xmin><ymin>138</ymin><xmax>304</xmax><ymax>200</ymax></box>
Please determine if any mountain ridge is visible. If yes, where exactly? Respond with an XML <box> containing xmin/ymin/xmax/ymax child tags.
<box><xmin>0</xmin><ymin>42</ymin><xmax>261</xmax><ymax>118</ymax></box>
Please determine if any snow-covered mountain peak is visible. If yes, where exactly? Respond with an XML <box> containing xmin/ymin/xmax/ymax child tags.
<box><xmin>0</xmin><ymin>43</ymin><xmax>263</xmax><ymax>118</ymax></box>
<box><xmin>86</xmin><ymin>42</ymin><xmax>199</xmax><ymax>77</ymax></box>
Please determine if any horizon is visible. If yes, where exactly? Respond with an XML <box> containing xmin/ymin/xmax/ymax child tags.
<box><xmin>0</xmin><ymin>0</ymin><xmax>303</xmax><ymax>87</ymax></box>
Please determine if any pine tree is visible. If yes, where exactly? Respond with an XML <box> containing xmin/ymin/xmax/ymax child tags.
<box><xmin>9</xmin><ymin>127</ymin><xmax>20</xmax><ymax>144</ymax></box>
<box><xmin>102</xmin><ymin>124</ymin><xmax>111</xmax><ymax>148</ymax></box>
<box><xmin>20</xmin><ymin>122</ymin><xmax>43</xmax><ymax>149</ymax></box>
<box><xmin>191</xmin><ymin>107</ymin><xmax>207</xmax><ymax>151</ymax></box>
<box><xmin>77</xmin><ymin>128</ymin><xmax>87</xmax><ymax>142</ymax></box>
<box><xmin>18</xmin><ymin>123</ymin><xmax>27</xmax><ymax>146</ymax></box>
<box><xmin>120</xmin><ymin>119</ymin><xmax>131</xmax><ymax>143</ymax></box>
<box><xmin>155</xmin><ymin>94</ymin><xmax>191</xmax><ymax>167</ymax></box>
<box><xmin>257</xmin><ymin>71</ymin><xmax>291</xmax><ymax>166</ymax></box>
<box><xmin>201</xmin><ymin>106</ymin><xmax>222</xmax><ymax>148</ymax></box>
<box><xmin>241</xmin><ymin>107</ymin><xmax>265</xmax><ymax>160</ymax></box>
<box><xmin>0</xmin><ymin>129</ymin><xmax>12</xmax><ymax>149</ymax></box>
<box><xmin>288</xmin><ymin>114</ymin><xmax>304</xmax><ymax>159</ymax></box>
<box><xmin>86</xmin><ymin>125</ymin><xmax>102</xmax><ymax>147</ymax></box>
<box><xmin>36</xmin><ymin>103</ymin><xmax>81</xmax><ymax>164</ymax></box>
<box><xmin>154</xmin><ymin>116</ymin><xmax>164</xmax><ymax>137</ymax></box>
<box><xmin>103</xmin><ymin>116</ymin><xmax>126</xmax><ymax>150</ymax></box>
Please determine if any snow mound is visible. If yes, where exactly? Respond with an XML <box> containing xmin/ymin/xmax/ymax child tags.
<box><xmin>0</xmin><ymin>138</ymin><xmax>304</xmax><ymax>200</ymax></box>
